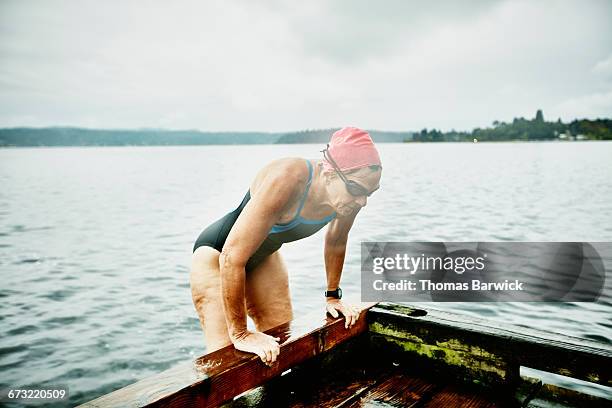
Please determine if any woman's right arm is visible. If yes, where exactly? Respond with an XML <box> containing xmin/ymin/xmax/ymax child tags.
<box><xmin>218</xmin><ymin>167</ymin><xmax>299</xmax><ymax>364</ymax></box>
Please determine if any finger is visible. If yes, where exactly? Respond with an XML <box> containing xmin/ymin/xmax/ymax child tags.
<box><xmin>267</xmin><ymin>339</ymin><xmax>279</xmax><ymax>361</ymax></box>
<box><xmin>256</xmin><ymin>350</ymin><xmax>267</xmax><ymax>363</ymax></box>
<box><xmin>338</xmin><ymin>306</ymin><xmax>351</xmax><ymax>325</ymax></box>
<box><xmin>271</xmin><ymin>344</ymin><xmax>280</xmax><ymax>362</ymax></box>
<box><xmin>343</xmin><ymin>309</ymin><xmax>353</xmax><ymax>328</ymax></box>
<box><xmin>270</xmin><ymin>348</ymin><xmax>276</xmax><ymax>363</ymax></box>
<box><xmin>327</xmin><ymin>305</ymin><xmax>339</xmax><ymax>318</ymax></box>
<box><xmin>264</xmin><ymin>347</ymin><xmax>272</xmax><ymax>363</ymax></box>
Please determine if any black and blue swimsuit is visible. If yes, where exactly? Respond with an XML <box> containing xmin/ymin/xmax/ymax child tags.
<box><xmin>193</xmin><ymin>160</ymin><xmax>337</xmax><ymax>271</ymax></box>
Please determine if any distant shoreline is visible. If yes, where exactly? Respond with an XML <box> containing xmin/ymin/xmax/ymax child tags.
<box><xmin>2</xmin><ymin>140</ymin><xmax>610</xmax><ymax>148</ymax></box>
<box><xmin>0</xmin><ymin>127</ymin><xmax>410</xmax><ymax>148</ymax></box>
<box><xmin>1</xmin><ymin>113</ymin><xmax>611</xmax><ymax>147</ymax></box>
<box><xmin>2</xmin><ymin>139</ymin><xmax>610</xmax><ymax>149</ymax></box>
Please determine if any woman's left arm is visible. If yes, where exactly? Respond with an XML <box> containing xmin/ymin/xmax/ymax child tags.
<box><xmin>324</xmin><ymin>209</ymin><xmax>361</xmax><ymax>329</ymax></box>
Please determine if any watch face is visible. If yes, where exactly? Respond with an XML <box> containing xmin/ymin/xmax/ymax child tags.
<box><xmin>338</xmin><ymin>288</ymin><xmax>342</xmax><ymax>298</ymax></box>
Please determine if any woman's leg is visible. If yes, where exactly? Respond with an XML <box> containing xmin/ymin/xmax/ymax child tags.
<box><xmin>190</xmin><ymin>246</ymin><xmax>234</xmax><ymax>352</ymax></box>
<box><xmin>190</xmin><ymin>247</ymin><xmax>292</xmax><ymax>352</ymax></box>
<box><xmin>245</xmin><ymin>251</ymin><xmax>293</xmax><ymax>332</ymax></box>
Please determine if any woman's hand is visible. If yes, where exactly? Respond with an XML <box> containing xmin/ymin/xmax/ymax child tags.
<box><xmin>231</xmin><ymin>330</ymin><xmax>281</xmax><ymax>366</ymax></box>
<box><xmin>326</xmin><ymin>299</ymin><xmax>361</xmax><ymax>329</ymax></box>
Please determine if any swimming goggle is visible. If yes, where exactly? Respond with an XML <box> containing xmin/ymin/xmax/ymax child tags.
<box><xmin>321</xmin><ymin>144</ymin><xmax>377</xmax><ymax>197</ymax></box>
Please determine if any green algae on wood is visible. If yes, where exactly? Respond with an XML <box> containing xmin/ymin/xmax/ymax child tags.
<box><xmin>369</xmin><ymin>321</ymin><xmax>509</xmax><ymax>380</ymax></box>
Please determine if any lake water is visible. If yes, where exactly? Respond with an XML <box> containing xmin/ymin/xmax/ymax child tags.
<box><xmin>1</xmin><ymin>142</ymin><xmax>611</xmax><ymax>405</ymax></box>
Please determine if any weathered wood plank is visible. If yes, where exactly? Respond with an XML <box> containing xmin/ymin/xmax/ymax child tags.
<box><xmin>79</xmin><ymin>302</ymin><xmax>378</xmax><ymax>407</ymax></box>
<box><xmin>369</xmin><ymin>303</ymin><xmax>612</xmax><ymax>388</ymax></box>
<box><xmin>343</xmin><ymin>372</ymin><xmax>442</xmax><ymax>408</ymax></box>
<box><xmin>423</xmin><ymin>384</ymin><xmax>499</xmax><ymax>408</ymax></box>
<box><xmin>228</xmin><ymin>356</ymin><xmax>443</xmax><ymax>408</ymax></box>
<box><xmin>289</xmin><ymin>377</ymin><xmax>378</xmax><ymax>408</ymax></box>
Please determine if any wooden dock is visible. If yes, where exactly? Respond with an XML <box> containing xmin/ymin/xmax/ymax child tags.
<box><xmin>80</xmin><ymin>303</ymin><xmax>611</xmax><ymax>407</ymax></box>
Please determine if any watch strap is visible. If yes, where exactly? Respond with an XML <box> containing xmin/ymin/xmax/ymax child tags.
<box><xmin>325</xmin><ymin>287</ymin><xmax>342</xmax><ymax>299</ymax></box>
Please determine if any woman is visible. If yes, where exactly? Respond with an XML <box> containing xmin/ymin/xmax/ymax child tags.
<box><xmin>190</xmin><ymin>127</ymin><xmax>382</xmax><ymax>365</ymax></box>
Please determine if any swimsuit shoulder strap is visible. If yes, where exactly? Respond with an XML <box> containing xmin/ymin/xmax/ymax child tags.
<box><xmin>292</xmin><ymin>160</ymin><xmax>313</xmax><ymax>218</ymax></box>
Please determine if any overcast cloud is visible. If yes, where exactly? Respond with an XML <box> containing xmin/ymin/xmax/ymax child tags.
<box><xmin>1</xmin><ymin>0</ymin><xmax>611</xmax><ymax>131</ymax></box>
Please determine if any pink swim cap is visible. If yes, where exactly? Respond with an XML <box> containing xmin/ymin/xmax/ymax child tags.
<box><xmin>322</xmin><ymin>127</ymin><xmax>382</xmax><ymax>172</ymax></box>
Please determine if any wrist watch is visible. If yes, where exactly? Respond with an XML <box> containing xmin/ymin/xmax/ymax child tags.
<box><xmin>325</xmin><ymin>287</ymin><xmax>342</xmax><ymax>299</ymax></box>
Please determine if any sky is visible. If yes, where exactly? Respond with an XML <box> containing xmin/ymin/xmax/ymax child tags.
<box><xmin>1</xmin><ymin>0</ymin><xmax>611</xmax><ymax>132</ymax></box>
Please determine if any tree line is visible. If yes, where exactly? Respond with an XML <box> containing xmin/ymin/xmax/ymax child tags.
<box><xmin>411</xmin><ymin>110</ymin><xmax>612</xmax><ymax>142</ymax></box>
<box><xmin>0</xmin><ymin>127</ymin><xmax>408</xmax><ymax>147</ymax></box>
